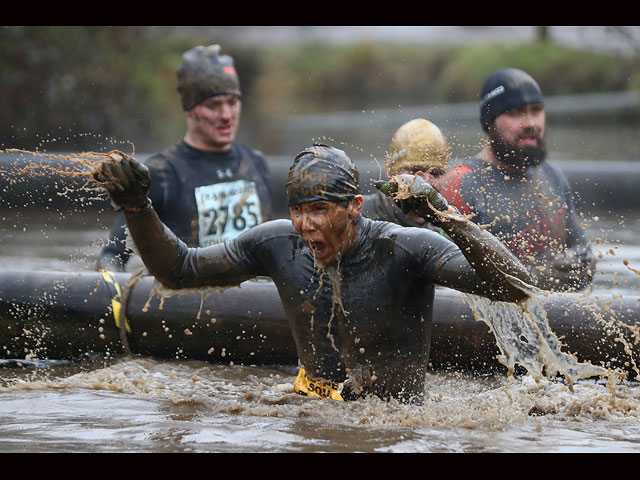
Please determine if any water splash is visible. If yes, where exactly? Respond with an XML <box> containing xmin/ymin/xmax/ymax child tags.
<box><xmin>0</xmin><ymin>145</ymin><xmax>137</xmax><ymax>209</ymax></box>
<box><xmin>469</xmin><ymin>294</ymin><xmax>614</xmax><ymax>387</ymax></box>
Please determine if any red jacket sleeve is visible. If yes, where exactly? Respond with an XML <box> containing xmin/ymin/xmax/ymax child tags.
<box><xmin>440</xmin><ymin>165</ymin><xmax>473</xmax><ymax>215</ymax></box>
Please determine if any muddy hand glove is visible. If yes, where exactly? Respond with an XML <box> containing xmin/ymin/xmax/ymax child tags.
<box><xmin>93</xmin><ymin>151</ymin><xmax>151</xmax><ymax>213</ymax></box>
<box><xmin>376</xmin><ymin>174</ymin><xmax>448</xmax><ymax>221</ymax></box>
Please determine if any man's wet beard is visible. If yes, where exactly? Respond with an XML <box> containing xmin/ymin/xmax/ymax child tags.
<box><xmin>489</xmin><ymin>131</ymin><xmax>547</xmax><ymax>170</ymax></box>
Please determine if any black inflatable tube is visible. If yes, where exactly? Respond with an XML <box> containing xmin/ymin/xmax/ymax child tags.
<box><xmin>0</xmin><ymin>268</ymin><xmax>639</xmax><ymax>376</ymax></box>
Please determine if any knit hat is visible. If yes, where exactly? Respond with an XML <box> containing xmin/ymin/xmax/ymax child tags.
<box><xmin>479</xmin><ymin>68</ymin><xmax>543</xmax><ymax>131</ymax></box>
<box><xmin>176</xmin><ymin>44</ymin><xmax>241</xmax><ymax>111</ymax></box>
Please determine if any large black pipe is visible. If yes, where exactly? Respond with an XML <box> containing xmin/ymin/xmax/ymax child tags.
<box><xmin>1</xmin><ymin>269</ymin><xmax>639</xmax><ymax>377</ymax></box>
<box><xmin>0</xmin><ymin>269</ymin><xmax>296</xmax><ymax>364</ymax></box>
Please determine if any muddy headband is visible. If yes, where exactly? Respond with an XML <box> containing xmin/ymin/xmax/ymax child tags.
<box><xmin>286</xmin><ymin>144</ymin><xmax>360</xmax><ymax>206</ymax></box>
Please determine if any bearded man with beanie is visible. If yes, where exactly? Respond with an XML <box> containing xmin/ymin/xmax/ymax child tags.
<box><xmin>441</xmin><ymin>68</ymin><xmax>596</xmax><ymax>292</ymax></box>
<box><xmin>97</xmin><ymin>45</ymin><xmax>273</xmax><ymax>272</ymax></box>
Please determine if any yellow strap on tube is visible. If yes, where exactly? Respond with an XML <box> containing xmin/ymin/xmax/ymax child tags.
<box><xmin>99</xmin><ymin>269</ymin><xmax>132</xmax><ymax>333</ymax></box>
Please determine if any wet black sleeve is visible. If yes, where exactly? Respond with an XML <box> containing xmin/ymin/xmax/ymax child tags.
<box><xmin>404</xmin><ymin>224</ymin><xmax>528</xmax><ymax>301</ymax></box>
<box><xmin>410</xmin><ymin>229</ymin><xmax>490</xmax><ymax>295</ymax></box>
<box><xmin>155</xmin><ymin>219</ymin><xmax>291</xmax><ymax>290</ymax></box>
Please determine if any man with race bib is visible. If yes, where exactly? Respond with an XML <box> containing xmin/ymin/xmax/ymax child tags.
<box><xmin>97</xmin><ymin>44</ymin><xmax>273</xmax><ymax>271</ymax></box>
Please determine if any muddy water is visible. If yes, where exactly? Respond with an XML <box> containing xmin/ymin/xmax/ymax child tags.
<box><xmin>1</xmin><ymin>181</ymin><xmax>640</xmax><ymax>451</ymax></box>
<box><xmin>0</xmin><ymin>209</ymin><xmax>639</xmax><ymax>452</ymax></box>
<box><xmin>3</xmin><ymin>358</ymin><xmax>640</xmax><ymax>453</ymax></box>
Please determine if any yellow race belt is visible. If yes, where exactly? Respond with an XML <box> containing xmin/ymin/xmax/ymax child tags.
<box><xmin>294</xmin><ymin>366</ymin><xmax>345</xmax><ymax>401</ymax></box>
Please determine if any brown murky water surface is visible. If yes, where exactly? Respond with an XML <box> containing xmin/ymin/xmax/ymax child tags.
<box><xmin>2</xmin><ymin>357</ymin><xmax>640</xmax><ymax>452</ymax></box>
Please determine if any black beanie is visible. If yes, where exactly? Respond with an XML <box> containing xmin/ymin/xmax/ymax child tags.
<box><xmin>479</xmin><ymin>68</ymin><xmax>544</xmax><ymax>131</ymax></box>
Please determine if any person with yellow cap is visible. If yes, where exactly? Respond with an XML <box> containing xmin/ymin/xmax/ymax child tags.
<box><xmin>361</xmin><ymin>118</ymin><xmax>456</xmax><ymax>231</ymax></box>
<box><xmin>97</xmin><ymin>44</ymin><xmax>273</xmax><ymax>272</ymax></box>
<box><xmin>93</xmin><ymin>143</ymin><xmax>532</xmax><ymax>403</ymax></box>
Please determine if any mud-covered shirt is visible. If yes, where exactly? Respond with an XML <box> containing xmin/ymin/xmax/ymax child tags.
<box><xmin>441</xmin><ymin>156</ymin><xmax>591</xmax><ymax>288</ymax></box>
<box><xmin>98</xmin><ymin>140</ymin><xmax>273</xmax><ymax>270</ymax></box>
<box><xmin>158</xmin><ymin>215</ymin><xmax>501</xmax><ymax>401</ymax></box>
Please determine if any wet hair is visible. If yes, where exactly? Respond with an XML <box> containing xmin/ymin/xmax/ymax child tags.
<box><xmin>286</xmin><ymin>144</ymin><xmax>360</xmax><ymax>207</ymax></box>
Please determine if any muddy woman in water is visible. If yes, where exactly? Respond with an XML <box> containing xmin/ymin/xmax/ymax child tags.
<box><xmin>93</xmin><ymin>144</ymin><xmax>532</xmax><ymax>403</ymax></box>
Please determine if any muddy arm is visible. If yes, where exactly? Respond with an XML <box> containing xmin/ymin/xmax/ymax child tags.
<box><xmin>378</xmin><ymin>175</ymin><xmax>533</xmax><ymax>302</ymax></box>
<box><xmin>123</xmin><ymin>208</ymin><xmax>189</xmax><ymax>286</ymax></box>
<box><xmin>435</xmin><ymin>210</ymin><xmax>533</xmax><ymax>301</ymax></box>
<box><xmin>93</xmin><ymin>152</ymin><xmax>253</xmax><ymax>289</ymax></box>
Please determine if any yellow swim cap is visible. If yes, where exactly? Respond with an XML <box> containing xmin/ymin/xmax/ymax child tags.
<box><xmin>386</xmin><ymin>119</ymin><xmax>450</xmax><ymax>176</ymax></box>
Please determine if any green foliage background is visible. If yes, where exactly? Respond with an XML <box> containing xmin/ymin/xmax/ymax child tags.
<box><xmin>2</xmin><ymin>26</ymin><xmax>639</xmax><ymax>155</ymax></box>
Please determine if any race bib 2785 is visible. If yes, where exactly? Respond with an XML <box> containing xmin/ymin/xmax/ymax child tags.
<box><xmin>195</xmin><ymin>180</ymin><xmax>263</xmax><ymax>247</ymax></box>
